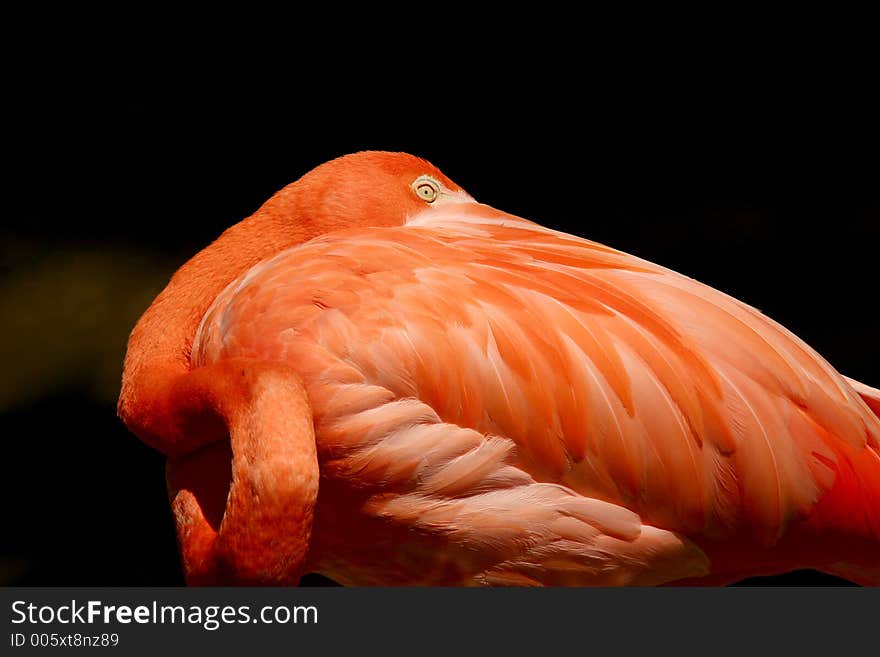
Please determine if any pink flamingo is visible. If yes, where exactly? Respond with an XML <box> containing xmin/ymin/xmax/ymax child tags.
<box><xmin>119</xmin><ymin>151</ymin><xmax>880</xmax><ymax>585</ymax></box>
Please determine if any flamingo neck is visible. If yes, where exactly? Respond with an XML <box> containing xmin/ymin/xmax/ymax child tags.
<box><xmin>118</xmin><ymin>187</ymin><xmax>309</xmax><ymax>448</ymax></box>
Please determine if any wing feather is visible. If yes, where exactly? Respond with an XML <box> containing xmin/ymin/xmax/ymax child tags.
<box><xmin>193</xmin><ymin>203</ymin><xmax>880</xmax><ymax>552</ymax></box>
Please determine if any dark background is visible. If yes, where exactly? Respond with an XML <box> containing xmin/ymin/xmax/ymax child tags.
<box><xmin>2</xmin><ymin>72</ymin><xmax>877</xmax><ymax>586</ymax></box>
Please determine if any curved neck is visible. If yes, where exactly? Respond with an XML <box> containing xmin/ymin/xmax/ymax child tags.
<box><xmin>118</xmin><ymin>189</ymin><xmax>308</xmax><ymax>442</ymax></box>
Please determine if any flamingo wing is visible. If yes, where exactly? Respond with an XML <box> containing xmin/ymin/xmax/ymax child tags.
<box><xmin>192</xmin><ymin>202</ymin><xmax>880</xmax><ymax>582</ymax></box>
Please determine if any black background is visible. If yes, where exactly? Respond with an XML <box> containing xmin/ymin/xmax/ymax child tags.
<box><xmin>2</xmin><ymin>61</ymin><xmax>877</xmax><ymax>586</ymax></box>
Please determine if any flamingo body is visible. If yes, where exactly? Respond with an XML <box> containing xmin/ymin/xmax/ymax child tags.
<box><xmin>120</xmin><ymin>152</ymin><xmax>880</xmax><ymax>585</ymax></box>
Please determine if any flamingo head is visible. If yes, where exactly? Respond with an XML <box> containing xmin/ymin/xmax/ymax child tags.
<box><xmin>265</xmin><ymin>151</ymin><xmax>474</xmax><ymax>234</ymax></box>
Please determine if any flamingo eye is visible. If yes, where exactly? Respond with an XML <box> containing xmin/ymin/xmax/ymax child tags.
<box><xmin>412</xmin><ymin>176</ymin><xmax>441</xmax><ymax>203</ymax></box>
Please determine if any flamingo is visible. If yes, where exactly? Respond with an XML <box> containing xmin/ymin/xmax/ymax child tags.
<box><xmin>118</xmin><ymin>151</ymin><xmax>880</xmax><ymax>586</ymax></box>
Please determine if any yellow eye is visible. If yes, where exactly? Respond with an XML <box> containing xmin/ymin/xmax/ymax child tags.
<box><xmin>412</xmin><ymin>176</ymin><xmax>441</xmax><ymax>203</ymax></box>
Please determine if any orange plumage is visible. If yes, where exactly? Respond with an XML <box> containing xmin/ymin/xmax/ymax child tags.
<box><xmin>119</xmin><ymin>152</ymin><xmax>880</xmax><ymax>585</ymax></box>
